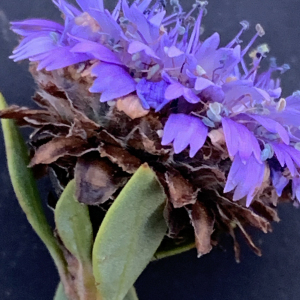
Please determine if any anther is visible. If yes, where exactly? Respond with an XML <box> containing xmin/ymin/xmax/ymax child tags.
<box><xmin>255</xmin><ymin>24</ymin><xmax>265</xmax><ymax>37</ymax></box>
<box><xmin>276</xmin><ymin>98</ymin><xmax>286</xmax><ymax>112</ymax></box>
<box><xmin>240</xmin><ymin>20</ymin><xmax>250</xmax><ymax>30</ymax></box>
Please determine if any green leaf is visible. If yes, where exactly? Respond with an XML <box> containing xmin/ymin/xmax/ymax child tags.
<box><xmin>0</xmin><ymin>93</ymin><xmax>66</xmax><ymax>277</ymax></box>
<box><xmin>55</xmin><ymin>179</ymin><xmax>99</xmax><ymax>300</ymax></box>
<box><xmin>55</xmin><ymin>179</ymin><xmax>93</xmax><ymax>264</ymax></box>
<box><xmin>124</xmin><ymin>287</ymin><xmax>139</xmax><ymax>300</ymax></box>
<box><xmin>93</xmin><ymin>163</ymin><xmax>167</xmax><ymax>300</ymax></box>
<box><xmin>54</xmin><ymin>282</ymin><xmax>68</xmax><ymax>300</ymax></box>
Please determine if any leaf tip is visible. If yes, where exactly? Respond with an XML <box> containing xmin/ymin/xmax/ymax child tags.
<box><xmin>141</xmin><ymin>162</ymin><xmax>149</xmax><ymax>169</ymax></box>
<box><xmin>0</xmin><ymin>92</ymin><xmax>7</xmax><ymax>110</ymax></box>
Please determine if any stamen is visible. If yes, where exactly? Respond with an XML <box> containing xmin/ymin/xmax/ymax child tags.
<box><xmin>209</xmin><ymin>102</ymin><xmax>222</xmax><ymax>115</ymax></box>
<box><xmin>178</xmin><ymin>23</ymin><xmax>190</xmax><ymax>49</ymax></box>
<box><xmin>240</xmin><ymin>58</ymin><xmax>249</xmax><ymax>75</ymax></box>
<box><xmin>276</xmin><ymin>98</ymin><xmax>286</xmax><ymax>112</ymax></box>
<box><xmin>50</xmin><ymin>32</ymin><xmax>60</xmax><ymax>44</ymax></box>
<box><xmin>261</xmin><ymin>143</ymin><xmax>274</xmax><ymax>161</ymax></box>
<box><xmin>241</xmin><ymin>23</ymin><xmax>265</xmax><ymax>57</ymax></box>
<box><xmin>178</xmin><ymin>26</ymin><xmax>186</xmax><ymax>35</ymax></box>
<box><xmin>196</xmin><ymin>65</ymin><xmax>206</xmax><ymax>76</ymax></box>
<box><xmin>256</xmin><ymin>24</ymin><xmax>265</xmax><ymax>37</ymax></box>
<box><xmin>163</xmin><ymin>13</ymin><xmax>180</xmax><ymax>24</ymax></box>
<box><xmin>226</xmin><ymin>20</ymin><xmax>249</xmax><ymax>48</ymax></box>
<box><xmin>171</xmin><ymin>0</ymin><xmax>183</xmax><ymax>14</ymax></box>
<box><xmin>184</xmin><ymin>3</ymin><xmax>198</xmax><ymax>20</ymax></box>
<box><xmin>279</xmin><ymin>64</ymin><xmax>290</xmax><ymax>74</ymax></box>
<box><xmin>185</xmin><ymin>1</ymin><xmax>208</xmax><ymax>54</ymax></box>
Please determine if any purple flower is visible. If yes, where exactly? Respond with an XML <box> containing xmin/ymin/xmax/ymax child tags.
<box><xmin>10</xmin><ymin>19</ymin><xmax>64</xmax><ymax>36</ymax></box>
<box><xmin>76</xmin><ymin>0</ymin><xmax>104</xmax><ymax>12</ymax></box>
<box><xmin>136</xmin><ymin>79</ymin><xmax>169</xmax><ymax>110</ymax></box>
<box><xmin>71</xmin><ymin>40</ymin><xmax>123</xmax><ymax>65</ymax></box>
<box><xmin>165</xmin><ymin>82</ymin><xmax>200</xmax><ymax>104</ymax></box>
<box><xmin>161</xmin><ymin>114</ymin><xmax>208</xmax><ymax>158</ymax></box>
<box><xmin>292</xmin><ymin>177</ymin><xmax>300</xmax><ymax>202</ymax></box>
<box><xmin>224</xmin><ymin>154</ymin><xmax>266</xmax><ymax>206</ymax></box>
<box><xmin>247</xmin><ymin>114</ymin><xmax>289</xmax><ymax>145</ymax></box>
<box><xmin>90</xmin><ymin>63</ymin><xmax>136</xmax><ymax>102</ymax></box>
<box><xmin>9</xmin><ymin>17</ymin><xmax>90</xmax><ymax>70</ymax></box>
<box><xmin>271</xmin><ymin>170</ymin><xmax>289</xmax><ymax>197</ymax></box>
<box><xmin>222</xmin><ymin>79</ymin><xmax>271</xmax><ymax>109</ymax></box>
<box><xmin>271</xmin><ymin>143</ymin><xmax>300</xmax><ymax>176</ymax></box>
<box><xmin>10</xmin><ymin>0</ymin><xmax>300</xmax><ymax>208</ymax></box>
<box><xmin>222</xmin><ymin>118</ymin><xmax>261</xmax><ymax>163</ymax></box>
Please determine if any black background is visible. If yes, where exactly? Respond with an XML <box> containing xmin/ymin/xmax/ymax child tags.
<box><xmin>1</xmin><ymin>0</ymin><xmax>300</xmax><ymax>299</ymax></box>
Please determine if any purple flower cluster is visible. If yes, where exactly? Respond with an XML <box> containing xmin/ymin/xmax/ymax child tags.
<box><xmin>10</xmin><ymin>0</ymin><xmax>300</xmax><ymax>206</ymax></box>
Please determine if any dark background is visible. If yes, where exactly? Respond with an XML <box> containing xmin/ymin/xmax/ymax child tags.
<box><xmin>1</xmin><ymin>0</ymin><xmax>300</xmax><ymax>299</ymax></box>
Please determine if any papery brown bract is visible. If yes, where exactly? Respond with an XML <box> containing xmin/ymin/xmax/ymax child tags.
<box><xmin>0</xmin><ymin>63</ymin><xmax>285</xmax><ymax>261</ymax></box>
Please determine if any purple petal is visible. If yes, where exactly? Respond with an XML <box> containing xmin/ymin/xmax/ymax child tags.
<box><xmin>224</xmin><ymin>154</ymin><xmax>265</xmax><ymax>206</ymax></box>
<box><xmin>76</xmin><ymin>0</ymin><xmax>104</xmax><ymax>12</ymax></box>
<box><xmin>213</xmin><ymin>45</ymin><xmax>241</xmax><ymax>81</ymax></box>
<box><xmin>272</xmin><ymin>143</ymin><xmax>300</xmax><ymax>176</ymax></box>
<box><xmin>271</xmin><ymin>170</ymin><xmax>289</xmax><ymax>196</ymax></box>
<box><xmin>222</xmin><ymin>80</ymin><xmax>269</xmax><ymax>107</ymax></box>
<box><xmin>286</xmin><ymin>93</ymin><xmax>300</xmax><ymax>110</ymax></box>
<box><xmin>268</xmin><ymin>87</ymin><xmax>282</xmax><ymax>98</ymax></box>
<box><xmin>194</xmin><ymin>77</ymin><xmax>214</xmax><ymax>91</ymax></box>
<box><xmin>53</xmin><ymin>0</ymin><xmax>81</xmax><ymax>17</ymax></box>
<box><xmin>161</xmin><ymin>114</ymin><xmax>208</xmax><ymax>158</ymax></box>
<box><xmin>165</xmin><ymin>46</ymin><xmax>184</xmax><ymax>58</ymax></box>
<box><xmin>122</xmin><ymin>1</ymin><xmax>154</xmax><ymax>43</ymax></box>
<box><xmin>183</xmin><ymin>88</ymin><xmax>200</xmax><ymax>104</ymax></box>
<box><xmin>91</xmin><ymin>11</ymin><xmax>125</xmax><ymax>41</ymax></box>
<box><xmin>90</xmin><ymin>63</ymin><xmax>136</xmax><ymax>102</ymax></box>
<box><xmin>248</xmin><ymin>114</ymin><xmax>290</xmax><ymax>145</ymax></box>
<box><xmin>165</xmin><ymin>83</ymin><xmax>184</xmax><ymax>100</ymax></box>
<box><xmin>71</xmin><ymin>41</ymin><xmax>123</xmax><ymax>65</ymax></box>
<box><xmin>34</xmin><ymin>46</ymin><xmax>90</xmax><ymax>71</ymax></box>
<box><xmin>222</xmin><ymin>118</ymin><xmax>261</xmax><ymax>163</ymax></box>
<box><xmin>136</xmin><ymin>0</ymin><xmax>152</xmax><ymax>12</ymax></box>
<box><xmin>200</xmin><ymin>85</ymin><xmax>225</xmax><ymax>103</ymax></box>
<box><xmin>222</xmin><ymin>118</ymin><xmax>239</xmax><ymax>157</ymax></box>
<box><xmin>149</xmin><ymin>10</ymin><xmax>166</xmax><ymax>27</ymax></box>
<box><xmin>10</xmin><ymin>33</ymin><xmax>60</xmax><ymax>61</ymax></box>
<box><xmin>195</xmin><ymin>32</ymin><xmax>220</xmax><ymax>61</ymax></box>
<box><xmin>136</xmin><ymin>79</ymin><xmax>169</xmax><ymax>110</ymax></box>
<box><xmin>128</xmin><ymin>41</ymin><xmax>160</xmax><ymax>60</ymax></box>
<box><xmin>292</xmin><ymin>177</ymin><xmax>300</xmax><ymax>202</ymax></box>
<box><xmin>10</xmin><ymin>19</ymin><xmax>64</xmax><ymax>36</ymax></box>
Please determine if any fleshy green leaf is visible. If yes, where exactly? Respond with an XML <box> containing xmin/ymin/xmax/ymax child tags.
<box><xmin>124</xmin><ymin>287</ymin><xmax>139</xmax><ymax>300</ymax></box>
<box><xmin>55</xmin><ymin>179</ymin><xmax>99</xmax><ymax>300</ymax></box>
<box><xmin>54</xmin><ymin>282</ymin><xmax>68</xmax><ymax>300</ymax></box>
<box><xmin>93</xmin><ymin>163</ymin><xmax>167</xmax><ymax>300</ymax></box>
<box><xmin>0</xmin><ymin>93</ymin><xmax>66</xmax><ymax>277</ymax></box>
<box><xmin>55</xmin><ymin>179</ymin><xmax>93</xmax><ymax>264</ymax></box>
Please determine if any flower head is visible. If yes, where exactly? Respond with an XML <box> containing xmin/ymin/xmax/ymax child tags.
<box><xmin>6</xmin><ymin>0</ymin><xmax>300</xmax><ymax>259</ymax></box>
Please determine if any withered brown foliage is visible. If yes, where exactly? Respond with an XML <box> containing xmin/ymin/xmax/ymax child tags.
<box><xmin>0</xmin><ymin>62</ymin><xmax>292</xmax><ymax>261</ymax></box>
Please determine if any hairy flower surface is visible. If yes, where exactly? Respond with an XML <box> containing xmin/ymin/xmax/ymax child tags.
<box><xmin>4</xmin><ymin>0</ymin><xmax>300</xmax><ymax>259</ymax></box>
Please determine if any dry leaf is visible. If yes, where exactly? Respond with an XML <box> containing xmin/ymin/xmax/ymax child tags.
<box><xmin>0</xmin><ymin>105</ymin><xmax>64</xmax><ymax>127</ymax></box>
<box><xmin>166</xmin><ymin>170</ymin><xmax>197</xmax><ymax>208</ymax></box>
<box><xmin>29</xmin><ymin>136</ymin><xmax>95</xmax><ymax>166</ymax></box>
<box><xmin>99</xmin><ymin>144</ymin><xmax>141</xmax><ymax>174</ymax></box>
<box><xmin>189</xmin><ymin>201</ymin><xmax>215</xmax><ymax>257</ymax></box>
<box><xmin>75</xmin><ymin>154</ymin><xmax>127</xmax><ymax>205</ymax></box>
